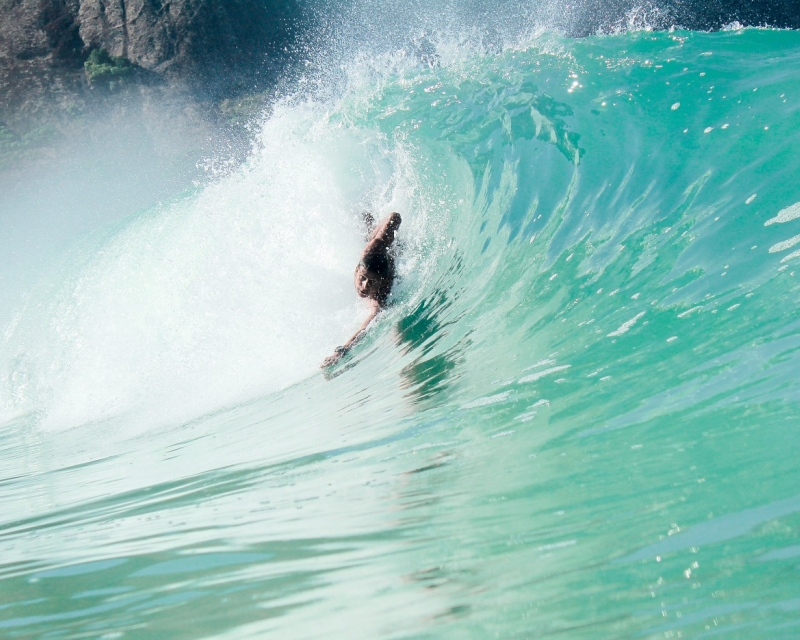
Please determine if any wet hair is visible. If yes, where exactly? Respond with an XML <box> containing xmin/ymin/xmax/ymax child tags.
<box><xmin>361</xmin><ymin>251</ymin><xmax>394</xmax><ymax>279</ymax></box>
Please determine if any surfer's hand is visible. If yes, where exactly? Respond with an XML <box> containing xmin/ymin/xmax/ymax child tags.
<box><xmin>321</xmin><ymin>353</ymin><xmax>339</xmax><ymax>367</ymax></box>
<box><xmin>321</xmin><ymin>346</ymin><xmax>347</xmax><ymax>368</ymax></box>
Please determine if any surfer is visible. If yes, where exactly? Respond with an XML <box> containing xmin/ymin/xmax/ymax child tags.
<box><xmin>321</xmin><ymin>211</ymin><xmax>402</xmax><ymax>367</ymax></box>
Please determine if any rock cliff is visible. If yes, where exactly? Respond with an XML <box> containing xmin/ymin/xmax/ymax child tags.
<box><xmin>0</xmin><ymin>0</ymin><xmax>299</xmax><ymax>131</ymax></box>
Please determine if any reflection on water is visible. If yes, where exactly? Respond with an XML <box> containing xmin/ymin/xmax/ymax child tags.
<box><xmin>397</xmin><ymin>253</ymin><xmax>469</xmax><ymax>405</ymax></box>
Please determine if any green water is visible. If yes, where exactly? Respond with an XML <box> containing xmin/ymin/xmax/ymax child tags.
<box><xmin>3</xmin><ymin>27</ymin><xmax>800</xmax><ymax>638</ymax></box>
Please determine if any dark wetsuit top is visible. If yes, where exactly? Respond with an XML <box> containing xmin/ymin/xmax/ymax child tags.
<box><xmin>359</xmin><ymin>250</ymin><xmax>395</xmax><ymax>306</ymax></box>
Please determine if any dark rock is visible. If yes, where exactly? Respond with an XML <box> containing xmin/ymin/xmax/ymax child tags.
<box><xmin>0</xmin><ymin>0</ymin><xmax>300</xmax><ymax>133</ymax></box>
<box><xmin>671</xmin><ymin>0</ymin><xmax>800</xmax><ymax>31</ymax></box>
<box><xmin>74</xmin><ymin>0</ymin><xmax>300</xmax><ymax>93</ymax></box>
<box><xmin>41</xmin><ymin>0</ymin><xmax>84</xmax><ymax>65</ymax></box>
<box><xmin>527</xmin><ymin>0</ymin><xmax>800</xmax><ymax>36</ymax></box>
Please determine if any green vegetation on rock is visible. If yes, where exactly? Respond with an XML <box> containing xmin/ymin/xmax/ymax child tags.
<box><xmin>84</xmin><ymin>49</ymin><xmax>133</xmax><ymax>88</ymax></box>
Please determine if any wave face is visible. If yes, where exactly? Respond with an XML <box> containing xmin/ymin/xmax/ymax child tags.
<box><xmin>3</xmin><ymin>23</ymin><xmax>800</xmax><ymax>639</ymax></box>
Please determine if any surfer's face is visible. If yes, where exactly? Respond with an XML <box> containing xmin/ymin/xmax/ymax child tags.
<box><xmin>355</xmin><ymin>265</ymin><xmax>383</xmax><ymax>298</ymax></box>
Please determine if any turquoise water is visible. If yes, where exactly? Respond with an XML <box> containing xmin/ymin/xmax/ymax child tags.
<box><xmin>3</xmin><ymin>25</ymin><xmax>800</xmax><ymax>638</ymax></box>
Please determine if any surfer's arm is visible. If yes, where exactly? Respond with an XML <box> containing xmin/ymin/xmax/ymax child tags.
<box><xmin>343</xmin><ymin>302</ymin><xmax>381</xmax><ymax>349</ymax></box>
<box><xmin>321</xmin><ymin>300</ymin><xmax>381</xmax><ymax>367</ymax></box>
<box><xmin>362</xmin><ymin>212</ymin><xmax>401</xmax><ymax>256</ymax></box>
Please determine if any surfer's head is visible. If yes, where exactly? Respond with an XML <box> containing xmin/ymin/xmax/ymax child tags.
<box><xmin>355</xmin><ymin>253</ymin><xmax>394</xmax><ymax>302</ymax></box>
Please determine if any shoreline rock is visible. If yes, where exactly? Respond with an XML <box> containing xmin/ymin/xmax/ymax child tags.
<box><xmin>0</xmin><ymin>0</ymin><xmax>299</xmax><ymax>122</ymax></box>
<box><xmin>0</xmin><ymin>0</ymin><xmax>300</xmax><ymax>168</ymax></box>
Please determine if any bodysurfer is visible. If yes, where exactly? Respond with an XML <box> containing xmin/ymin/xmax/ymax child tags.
<box><xmin>321</xmin><ymin>211</ymin><xmax>402</xmax><ymax>367</ymax></box>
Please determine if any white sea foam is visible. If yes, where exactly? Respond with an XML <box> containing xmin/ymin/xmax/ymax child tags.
<box><xmin>522</xmin><ymin>358</ymin><xmax>556</xmax><ymax>372</ymax></box>
<box><xmin>769</xmin><ymin>234</ymin><xmax>800</xmax><ymax>253</ymax></box>
<box><xmin>678</xmin><ymin>306</ymin><xmax>702</xmax><ymax>318</ymax></box>
<box><xmin>0</xmin><ymin>101</ymin><xmax>425</xmax><ymax>432</ymax></box>
<box><xmin>607</xmin><ymin>312</ymin><xmax>646</xmax><ymax>337</ymax></box>
<box><xmin>781</xmin><ymin>249</ymin><xmax>800</xmax><ymax>263</ymax></box>
<box><xmin>765</xmin><ymin>202</ymin><xmax>800</xmax><ymax>226</ymax></box>
<box><xmin>519</xmin><ymin>365</ymin><xmax>570</xmax><ymax>384</ymax></box>
<box><xmin>462</xmin><ymin>391</ymin><xmax>512</xmax><ymax>409</ymax></box>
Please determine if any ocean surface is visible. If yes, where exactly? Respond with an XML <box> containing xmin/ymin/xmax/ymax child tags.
<box><xmin>2</xmin><ymin>19</ymin><xmax>800</xmax><ymax>639</ymax></box>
